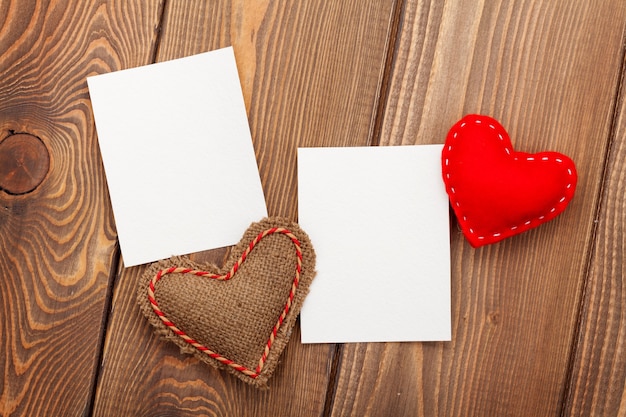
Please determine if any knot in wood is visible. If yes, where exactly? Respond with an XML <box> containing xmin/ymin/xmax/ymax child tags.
<box><xmin>0</xmin><ymin>133</ymin><xmax>50</xmax><ymax>194</ymax></box>
<box><xmin>487</xmin><ymin>311</ymin><xmax>500</xmax><ymax>326</ymax></box>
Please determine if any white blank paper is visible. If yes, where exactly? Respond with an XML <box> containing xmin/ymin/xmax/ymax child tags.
<box><xmin>298</xmin><ymin>145</ymin><xmax>451</xmax><ymax>343</ymax></box>
<box><xmin>88</xmin><ymin>47</ymin><xmax>267</xmax><ymax>267</ymax></box>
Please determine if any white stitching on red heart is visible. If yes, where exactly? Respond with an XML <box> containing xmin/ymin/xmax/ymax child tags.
<box><xmin>444</xmin><ymin>116</ymin><xmax>576</xmax><ymax>242</ymax></box>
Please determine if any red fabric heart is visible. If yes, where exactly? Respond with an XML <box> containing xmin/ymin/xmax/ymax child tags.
<box><xmin>441</xmin><ymin>114</ymin><xmax>577</xmax><ymax>247</ymax></box>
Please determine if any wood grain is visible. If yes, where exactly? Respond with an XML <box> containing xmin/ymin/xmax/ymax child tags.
<box><xmin>330</xmin><ymin>1</ymin><xmax>626</xmax><ymax>416</ymax></box>
<box><xmin>3</xmin><ymin>1</ymin><xmax>624</xmax><ymax>415</ymax></box>
<box><xmin>92</xmin><ymin>1</ymin><xmax>399</xmax><ymax>415</ymax></box>
<box><xmin>0</xmin><ymin>1</ymin><xmax>162</xmax><ymax>416</ymax></box>
<box><xmin>563</xmin><ymin>55</ymin><xmax>626</xmax><ymax>416</ymax></box>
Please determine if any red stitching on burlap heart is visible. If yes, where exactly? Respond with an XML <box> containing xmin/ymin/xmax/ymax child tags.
<box><xmin>138</xmin><ymin>218</ymin><xmax>316</xmax><ymax>388</ymax></box>
<box><xmin>441</xmin><ymin>114</ymin><xmax>577</xmax><ymax>247</ymax></box>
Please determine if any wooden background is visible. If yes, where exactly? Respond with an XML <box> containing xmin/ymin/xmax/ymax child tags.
<box><xmin>1</xmin><ymin>0</ymin><xmax>625</xmax><ymax>416</ymax></box>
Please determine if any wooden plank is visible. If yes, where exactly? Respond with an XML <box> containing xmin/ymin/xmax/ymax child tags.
<box><xmin>330</xmin><ymin>1</ymin><xmax>626</xmax><ymax>416</ymax></box>
<box><xmin>92</xmin><ymin>1</ymin><xmax>398</xmax><ymax>415</ymax></box>
<box><xmin>562</xmin><ymin>56</ymin><xmax>626</xmax><ymax>416</ymax></box>
<box><xmin>0</xmin><ymin>1</ymin><xmax>162</xmax><ymax>416</ymax></box>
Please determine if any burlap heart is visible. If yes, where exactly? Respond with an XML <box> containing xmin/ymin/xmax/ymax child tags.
<box><xmin>137</xmin><ymin>217</ymin><xmax>316</xmax><ymax>388</ymax></box>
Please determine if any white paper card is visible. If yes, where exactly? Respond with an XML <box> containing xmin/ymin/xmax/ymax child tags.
<box><xmin>298</xmin><ymin>145</ymin><xmax>450</xmax><ymax>343</ymax></box>
<box><xmin>87</xmin><ymin>47</ymin><xmax>267</xmax><ymax>267</ymax></box>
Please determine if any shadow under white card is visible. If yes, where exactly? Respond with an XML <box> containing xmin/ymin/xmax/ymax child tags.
<box><xmin>87</xmin><ymin>47</ymin><xmax>267</xmax><ymax>267</ymax></box>
<box><xmin>298</xmin><ymin>145</ymin><xmax>450</xmax><ymax>343</ymax></box>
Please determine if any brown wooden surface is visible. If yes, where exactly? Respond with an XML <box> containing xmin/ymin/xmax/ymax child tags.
<box><xmin>563</xmin><ymin>50</ymin><xmax>626</xmax><ymax>416</ymax></box>
<box><xmin>1</xmin><ymin>1</ymin><xmax>625</xmax><ymax>416</ymax></box>
<box><xmin>0</xmin><ymin>1</ymin><xmax>162</xmax><ymax>416</ymax></box>
<box><xmin>330</xmin><ymin>2</ymin><xmax>626</xmax><ymax>417</ymax></box>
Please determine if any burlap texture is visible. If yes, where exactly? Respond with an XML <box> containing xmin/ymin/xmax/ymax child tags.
<box><xmin>137</xmin><ymin>217</ymin><xmax>316</xmax><ymax>388</ymax></box>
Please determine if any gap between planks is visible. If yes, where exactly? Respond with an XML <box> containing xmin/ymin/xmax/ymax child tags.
<box><xmin>86</xmin><ymin>1</ymin><xmax>169</xmax><ymax>415</ymax></box>
<box><xmin>86</xmin><ymin>244</ymin><xmax>122</xmax><ymax>417</ymax></box>
<box><xmin>369</xmin><ymin>0</ymin><xmax>406</xmax><ymax>148</ymax></box>
<box><xmin>557</xmin><ymin>22</ymin><xmax>626</xmax><ymax>417</ymax></box>
<box><xmin>150</xmin><ymin>0</ymin><xmax>169</xmax><ymax>64</ymax></box>
<box><xmin>321</xmin><ymin>0</ymin><xmax>407</xmax><ymax>414</ymax></box>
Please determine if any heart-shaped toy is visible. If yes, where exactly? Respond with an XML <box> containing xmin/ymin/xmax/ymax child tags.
<box><xmin>441</xmin><ymin>114</ymin><xmax>577</xmax><ymax>247</ymax></box>
<box><xmin>138</xmin><ymin>217</ymin><xmax>316</xmax><ymax>388</ymax></box>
